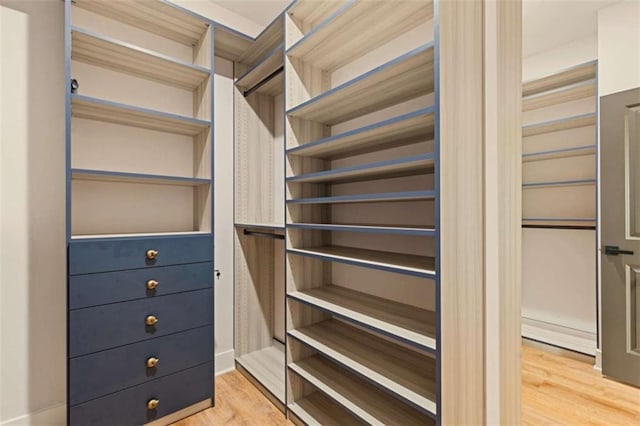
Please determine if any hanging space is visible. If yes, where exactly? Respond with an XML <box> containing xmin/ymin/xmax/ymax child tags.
<box><xmin>283</xmin><ymin>1</ymin><xmax>438</xmax><ymax>423</ymax></box>
<box><xmin>233</xmin><ymin>15</ymin><xmax>287</xmax><ymax>410</ymax></box>
<box><xmin>521</xmin><ymin>61</ymin><xmax>598</xmax><ymax>355</ymax></box>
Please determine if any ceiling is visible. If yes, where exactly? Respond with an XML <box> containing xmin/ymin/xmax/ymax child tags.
<box><xmin>208</xmin><ymin>0</ymin><xmax>292</xmax><ymax>26</ymax></box>
<box><xmin>209</xmin><ymin>0</ymin><xmax>622</xmax><ymax>55</ymax></box>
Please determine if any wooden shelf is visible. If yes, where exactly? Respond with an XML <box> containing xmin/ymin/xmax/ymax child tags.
<box><xmin>71</xmin><ymin>94</ymin><xmax>210</xmax><ymax>136</ymax></box>
<box><xmin>236</xmin><ymin>44</ymin><xmax>284</xmax><ymax>95</ymax></box>
<box><xmin>73</xmin><ymin>0</ymin><xmax>210</xmax><ymax>46</ymax></box>
<box><xmin>289</xmin><ymin>392</ymin><xmax>365</xmax><ymax>426</ymax></box>
<box><xmin>286</xmin><ymin>0</ymin><xmax>351</xmax><ymax>33</ymax></box>
<box><xmin>70</xmin><ymin>231</ymin><xmax>210</xmax><ymax>241</ymax></box>
<box><xmin>523</xmin><ymin>145</ymin><xmax>596</xmax><ymax>162</ymax></box>
<box><xmin>71</xmin><ymin>169</ymin><xmax>210</xmax><ymax>186</ymax></box>
<box><xmin>289</xmin><ymin>319</ymin><xmax>437</xmax><ymax>415</ymax></box>
<box><xmin>289</xmin><ymin>356</ymin><xmax>435</xmax><ymax>425</ymax></box>
<box><xmin>287</xmin><ymin>154</ymin><xmax>434</xmax><ymax>184</ymax></box>
<box><xmin>523</xmin><ymin>80</ymin><xmax>595</xmax><ymax>111</ymax></box>
<box><xmin>214</xmin><ymin>24</ymin><xmax>255</xmax><ymax>62</ymax></box>
<box><xmin>235</xmin><ymin>223</ymin><xmax>285</xmax><ymax>232</ymax></box>
<box><xmin>287</xmin><ymin>246</ymin><xmax>436</xmax><ymax>278</ymax></box>
<box><xmin>523</xmin><ymin>60</ymin><xmax>597</xmax><ymax>97</ymax></box>
<box><xmin>287</xmin><ymin>223</ymin><xmax>434</xmax><ymax>236</ymax></box>
<box><xmin>236</xmin><ymin>344</ymin><xmax>285</xmax><ymax>403</ymax></box>
<box><xmin>523</xmin><ymin>112</ymin><xmax>596</xmax><ymax>137</ymax></box>
<box><xmin>287</xmin><ymin>44</ymin><xmax>434</xmax><ymax>125</ymax></box>
<box><xmin>287</xmin><ymin>1</ymin><xmax>433</xmax><ymax>71</ymax></box>
<box><xmin>522</xmin><ymin>217</ymin><xmax>596</xmax><ymax>223</ymax></box>
<box><xmin>287</xmin><ymin>108</ymin><xmax>434</xmax><ymax>159</ymax></box>
<box><xmin>523</xmin><ymin>178</ymin><xmax>596</xmax><ymax>189</ymax></box>
<box><xmin>288</xmin><ymin>285</ymin><xmax>436</xmax><ymax>350</ymax></box>
<box><xmin>287</xmin><ymin>190</ymin><xmax>435</xmax><ymax>205</ymax></box>
<box><xmin>237</xmin><ymin>16</ymin><xmax>283</xmax><ymax>68</ymax></box>
<box><xmin>71</xmin><ymin>27</ymin><xmax>209</xmax><ymax>89</ymax></box>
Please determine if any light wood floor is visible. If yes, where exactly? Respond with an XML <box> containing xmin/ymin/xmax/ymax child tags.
<box><xmin>175</xmin><ymin>345</ymin><xmax>640</xmax><ymax>425</ymax></box>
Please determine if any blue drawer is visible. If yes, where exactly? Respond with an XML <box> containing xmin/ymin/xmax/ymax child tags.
<box><xmin>69</xmin><ymin>289</ymin><xmax>213</xmax><ymax>357</ymax></box>
<box><xmin>68</xmin><ymin>235</ymin><xmax>213</xmax><ymax>275</ymax></box>
<box><xmin>69</xmin><ymin>325</ymin><xmax>213</xmax><ymax>406</ymax></box>
<box><xmin>69</xmin><ymin>362</ymin><xmax>213</xmax><ymax>426</ymax></box>
<box><xmin>69</xmin><ymin>262</ymin><xmax>213</xmax><ymax>309</ymax></box>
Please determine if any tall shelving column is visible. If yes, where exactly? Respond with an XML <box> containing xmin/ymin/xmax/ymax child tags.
<box><xmin>65</xmin><ymin>1</ymin><xmax>218</xmax><ymax>424</ymax></box>
<box><xmin>232</xmin><ymin>15</ymin><xmax>288</xmax><ymax>409</ymax></box>
<box><xmin>283</xmin><ymin>1</ymin><xmax>439</xmax><ymax>424</ymax></box>
<box><xmin>521</xmin><ymin>61</ymin><xmax>598</xmax><ymax>354</ymax></box>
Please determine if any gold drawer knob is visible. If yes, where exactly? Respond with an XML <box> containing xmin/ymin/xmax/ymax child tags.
<box><xmin>145</xmin><ymin>315</ymin><xmax>158</xmax><ymax>326</ymax></box>
<box><xmin>146</xmin><ymin>279</ymin><xmax>159</xmax><ymax>290</ymax></box>
<box><xmin>146</xmin><ymin>357</ymin><xmax>159</xmax><ymax>368</ymax></box>
<box><xmin>147</xmin><ymin>399</ymin><xmax>159</xmax><ymax>410</ymax></box>
<box><xmin>146</xmin><ymin>249</ymin><xmax>158</xmax><ymax>260</ymax></box>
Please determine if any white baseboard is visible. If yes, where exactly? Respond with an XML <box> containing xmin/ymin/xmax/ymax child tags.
<box><xmin>594</xmin><ymin>348</ymin><xmax>602</xmax><ymax>371</ymax></box>
<box><xmin>1</xmin><ymin>404</ymin><xmax>65</xmax><ymax>426</ymax></box>
<box><xmin>215</xmin><ymin>349</ymin><xmax>235</xmax><ymax>376</ymax></box>
<box><xmin>522</xmin><ymin>317</ymin><xmax>597</xmax><ymax>356</ymax></box>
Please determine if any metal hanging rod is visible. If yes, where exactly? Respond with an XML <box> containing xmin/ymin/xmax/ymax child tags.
<box><xmin>522</xmin><ymin>224</ymin><xmax>596</xmax><ymax>230</ymax></box>
<box><xmin>243</xmin><ymin>229</ymin><xmax>285</xmax><ymax>240</ymax></box>
<box><xmin>243</xmin><ymin>66</ymin><xmax>284</xmax><ymax>98</ymax></box>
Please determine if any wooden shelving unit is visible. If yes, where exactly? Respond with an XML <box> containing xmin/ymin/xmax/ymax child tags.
<box><xmin>233</xmin><ymin>15</ymin><xmax>286</xmax><ymax>409</ymax></box>
<box><xmin>286</xmin><ymin>0</ymin><xmax>432</xmax><ymax>71</ymax></box>
<box><xmin>71</xmin><ymin>27</ymin><xmax>210</xmax><ymax>90</ymax></box>
<box><xmin>288</xmin><ymin>285</ymin><xmax>436</xmax><ymax>350</ymax></box>
<box><xmin>284</xmin><ymin>2</ymin><xmax>440</xmax><ymax>423</ymax></box>
<box><xmin>522</xmin><ymin>61</ymin><xmax>597</xmax><ymax>229</ymax></box>
<box><xmin>289</xmin><ymin>319</ymin><xmax>437</xmax><ymax>413</ymax></box>
<box><xmin>288</xmin><ymin>356</ymin><xmax>434</xmax><ymax>425</ymax></box>
<box><xmin>66</xmin><ymin>1</ymin><xmax>217</xmax><ymax>424</ymax></box>
<box><xmin>287</xmin><ymin>44</ymin><xmax>434</xmax><ymax>125</ymax></box>
<box><xmin>521</xmin><ymin>60</ymin><xmax>598</xmax><ymax>355</ymax></box>
<box><xmin>71</xmin><ymin>94</ymin><xmax>210</xmax><ymax>136</ymax></box>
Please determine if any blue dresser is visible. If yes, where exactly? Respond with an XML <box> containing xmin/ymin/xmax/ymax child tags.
<box><xmin>67</xmin><ymin>235</ymin><xmax>214</xmax><ymax>425</ymax></box>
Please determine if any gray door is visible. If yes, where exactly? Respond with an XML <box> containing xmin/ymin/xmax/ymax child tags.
<box><xmin>601</xmin><ymin>87</ymin><xmax>640</xmax><ymax>387</ymax></box>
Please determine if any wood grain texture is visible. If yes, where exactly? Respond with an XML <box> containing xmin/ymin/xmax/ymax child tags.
<box><xmin>288</xmin><ymin>319</ymin><xmax>437</xmax><ymax>414</ymax></box>
<box><xmin>288</xmin><ymin>284</ymin><xmax>436</xmax><ymax>349</ymax></box>
<box><xmin>213</xmin><ymin>28</ymin><xmax>254</xmax><ymax>62</ymax></box>
<box><xmin>288</xmin><ymin>391</ymin><xmax>365</xmax><ymax>426</ymax></box>
<box><xmin>234</xmin><ymin>91</ymin><xmax>278</xmax><ymax>225</ymax></box>
<box><xmin>173</xmin><ymin>347</ymin><xmax>640</xmax><ymax>425</ymax></box>
<box><xmin>73</xmin><ymin>0</ymin><xmax>209</xmax><ymax>46</ymax></box>
<box><xmin>236</xmin><ymin>344</ymin><xmax>285</xmax><ymax>403</ymax></box>
<box><xmin>289</xmin><ymin>356</ymin><xmax>434</xmax><ymax>425</ymax></box>
<box><xmin>172</xmin><ymin>371</ymin><xmax>291</xmax><ymax>426</ymax></box>
<box><xmin>287</xmin><ymin>0</ymin><xmax>433</xmax><ymax>71</ymax></box>
<box><xmin>288</xmin><ymin>45</ymin><xmax>434</xmax><ymax>125</ymax></box>
<box><xmin>438</xmin><ymin>0</ymin><xmax>485</xmax><ymax>423</ymax></box>
<box><xmin>523</xmin><ymin>113</ymin><xmax>596</xmax><ymax>137</ymax></box>
<box><xmin>237</xmin><ymin>17</ymin><xmax>284</xmax><ymax>72</ymax></box>
<box><xmin>71</xmin><ymin>95</ymin><xmax>210</xmax><ymax>136</ymax></box>
<box><xmin>523</xmin><ymin>61</ymin><xmax>596</xmax><ymax>97</ymax></box>
<box><xmin>495</xmin><ymin>1</ymin><xmax>522</xmax><ymax>423</ymax></box>
<box><xmin>286</xmin><ymin>0</ymin><xmax>350</xmax><ymax>48</ymax></box>
<box><xmin>523</xmin><ymin>80</ymin><xmax>595</xmax><ymax>111</ymax></box>
<box><xmin>234</xmin><ymin>229</ymin><xmax>275</xmax><ymax>356</ymax></box>
<box><xmin>521</xmin><ymin>345</ymin><xmax>640</xmax><ymax>425</ymax></box>
<box><xmin>71</xmin><ymin>28</ymin><xmax>209</xmax><ymax>89</ymax></box>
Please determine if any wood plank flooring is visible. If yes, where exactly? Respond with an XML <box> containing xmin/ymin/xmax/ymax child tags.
<box><xmin>174</xmin><ymin>345</ymin><xmax>640</xmax><ymax>425</ymax></box>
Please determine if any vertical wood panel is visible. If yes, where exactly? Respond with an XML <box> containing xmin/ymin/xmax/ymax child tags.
<box><xmin>438</xmin><ymin>0</ymin><xmax>485</xmax><ymax>423</ymax></box>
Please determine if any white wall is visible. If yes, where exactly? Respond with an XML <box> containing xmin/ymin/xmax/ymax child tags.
<box><xmin>0</xmin><ymin>1</ymin><xmax>66</xmax><ymax>424</ymax></box>
<box><xmin>0</xmin><ymin>0</ymin><xmax>259</xmax><ymax>424</ymax></box>
<box><xmin>174</xmin><ymin>0</ymin><xmax>263</xmax><ymax>37</ymax></box>
<box><xmin>598</xmin><ymin>1</ymin><xmax>640</xmax><ymax>97</ymax></box>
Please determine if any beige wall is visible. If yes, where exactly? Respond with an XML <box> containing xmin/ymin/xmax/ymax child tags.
<box><xmin>598</xmin><ymin>1</ymin><xmax>640</xmax><ymax>97</ymax></box>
